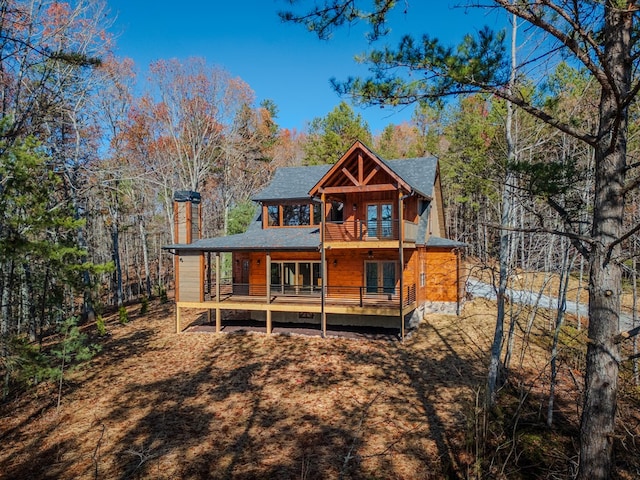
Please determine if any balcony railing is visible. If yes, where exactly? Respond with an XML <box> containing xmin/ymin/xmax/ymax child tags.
<box><xmin>324</xmin><ymin>219</ymin><xmax>417</xmax><ymax>242</ymax></box>
<box><xmin>205</xmin><ymin>280</ymin><xmax>417</xmax><ymax>308</ymax></box>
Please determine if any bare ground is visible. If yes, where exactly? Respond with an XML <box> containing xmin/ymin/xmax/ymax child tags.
<box><xmin>1</xmin><ymin>295</ymin><xmax>639</xmax><ymax>479</ymax></box>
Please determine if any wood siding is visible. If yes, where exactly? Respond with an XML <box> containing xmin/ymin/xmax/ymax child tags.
<box><xmin>175</xmin><ymin>202</ymin><xmax>187</xmax><ymax>244</ymax></box>
<box><xmin>178</xmin><ymin>251</ymin><xmax>203</xmax><ymax>302</ymax></box>
<box><xmin>424</xmin><ymin>247</ymin><xmax>459</xmax><ymax>302</ymax></box>
<box><xmin>190</xmin><ymin>202</ymin><xmax>200</xmax><ymax>242</ymax></box>
<box><xmin>174</xmin><ymin>201</ymin><xmax>201</xmax><ymax>244</ymax></box>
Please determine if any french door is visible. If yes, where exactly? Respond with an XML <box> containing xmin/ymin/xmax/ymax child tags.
<box><xmin>367</xmin><ymin>203</ymin><xmax>393</xmax><ymax>239</ymax></box>
<box><xmin>365</xmin><ymin>261</ymin><xmax>396</xmax><ymax>295</ymax></box>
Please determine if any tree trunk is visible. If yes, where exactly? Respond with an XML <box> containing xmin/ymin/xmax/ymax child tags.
<box><xmin>487</xmin><ymin>10</ymin><xmax>517</xmax><ymax>406</ymax></box>
<box><xmin>111</xmin><ymin>220</ymin><xmax>123</xmax><ymax>308</ymax></box>
<box><xmin>633</xmin><ymin>253</ymin><xmax>638</xmax><ymax>386</ymax></box>
<box><xmin>547</xmin><ymin>242</ymin><xmax>574</xmax><ymax>427</ymax></box>
<box><xmin>140</xmin><ymin>219</ymin><xmax>152</xmax><ymax>298</ymax></box>
<box><xmin>578</xmin><ymin>8</ymin><xmax>629</xmax><ymax>478</ymax></box>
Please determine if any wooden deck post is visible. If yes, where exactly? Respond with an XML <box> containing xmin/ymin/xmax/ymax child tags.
<box><xmin>215</xmin><ymin>252</ymin><xmax>221</xmax><ymax>333</ymax></box>
<box><xmin>266</xmin><ymin>309</ymin><xmax>272</xmax><ymax>335</ymax></box>
<box><xmin>320</xmin><ymin>192</ymin><xmax>327</xmax><ymax>338</ymax></box>
<box><xmin>266</xmin><ymin>252</ymin><xmax>272</xmax><ymax>335</ymax></box>
<box><xmin>215</xmin><ymin>253</ymin><xmax>221</xmax><ymax>302</ymax></box>
<box><xmin>399</xmin><ymin>190</ymin><xmax>405</xmax><ymax>342</ymax></box>
<box><xmin>176</xmin><ymin>305</ymin><xmax>181</xmax><ymax>333</ymax></box>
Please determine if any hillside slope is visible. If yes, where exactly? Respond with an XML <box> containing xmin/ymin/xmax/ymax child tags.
<box><xmin>1</xmin><ymin>298</ymin><xmax>637</xmax><ymax>479</ymax></box>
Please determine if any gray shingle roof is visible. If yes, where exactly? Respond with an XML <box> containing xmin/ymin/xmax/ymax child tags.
<box><xmin>251</xmin><ymin>156</ymin><xmax>438</xmax><ymax>202</ymax></box>
<box><xmin>426</xmin><ymin>236</ymin><xmax>467</xmax><ymax>248</ymax></box>
<box><xmin>165</xmin><ymin>226</ymin><xmax>320</xmax><ymax>251</ymax></box>
<box><xmin>252</xmin><ymin>164</ymin><xmax>331</xmax><ymax>202</ymax></box>
<box><xmin>381</xmin><ymin>157</ymin><xmax>438</xmax><ymax>199</ymax></box>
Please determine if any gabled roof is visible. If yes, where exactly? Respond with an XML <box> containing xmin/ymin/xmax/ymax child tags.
<box><xmin>309</xmin><ymin>141</ymin><xmax>416</xmax><ymax>197</ymax></box>
<box><xmin>426</xmin><ymin>236</ymin><xmax>467</xmax><ymax>248</ymax></box>
<box><xmin>252</xmin><ymin>141</ymin><xmax>439</xmax><ymax>204</ymax></box>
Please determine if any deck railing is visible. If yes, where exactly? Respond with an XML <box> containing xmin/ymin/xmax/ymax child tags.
<box><xmin>324</xmin><ymin>219</ymin><xmax>417</xmax><ymax>242</ymax></box>
<box><xmin>205</xmin><ymin>280</ymin><xmax>417</xmax><ymax>308</ymax></box>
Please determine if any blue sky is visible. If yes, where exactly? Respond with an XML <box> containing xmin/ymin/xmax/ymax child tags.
<box><xmin>107</xmin><ymin>1</ymin><xmax>504</xmax><ymax>134</ymax></box>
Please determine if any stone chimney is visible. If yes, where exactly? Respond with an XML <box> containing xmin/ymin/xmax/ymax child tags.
<box><xmin>173</xmin><ymin>191</ymin><xmax>201</xmax><ymax>244</ymax></box>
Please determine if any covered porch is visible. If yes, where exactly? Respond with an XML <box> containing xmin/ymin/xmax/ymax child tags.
<box><xmin>176</xmin><ymin>277</ymin><xmax>418</xmax><ymax>337</ymax></box>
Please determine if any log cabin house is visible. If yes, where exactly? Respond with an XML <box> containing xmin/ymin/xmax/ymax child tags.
<box><xmin>165</xmin><ymin>141</ymin><xmax>465</xmax><ymax>339</ymax></box>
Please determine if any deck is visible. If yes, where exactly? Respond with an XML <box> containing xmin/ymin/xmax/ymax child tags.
<box><xmin>176</xmin><ymin>283</ymin><xmax>417</xmax><ymax>337</ymax></box>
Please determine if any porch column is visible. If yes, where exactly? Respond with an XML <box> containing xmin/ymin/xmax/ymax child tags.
<box><xmin>266</xmin><ymin>252</ymin><xmax>271</xmax><ymax>303</ymax></box>
<box><xmin>266</xmin><ymin>252</ymin><xmax>272</xmax><ymax>335</ymax></box>
<box><xmin>320</xmin><ymin>192</ymin><xmax>327</xmax><ymax>338</ymax></box>
<box><xmin>215</xmin><ymin>253</ymin><xmax>221</xmax><ymax>300</ymax></box>
<box><xmin>215</xmin><ymin>252</ymin><xmax>221</xmax><ymax>333</ymax></box>
<box><xmin>399</xmin><ymin>191</ymin><xmax>405</xmax><ymax>342</ymax></box>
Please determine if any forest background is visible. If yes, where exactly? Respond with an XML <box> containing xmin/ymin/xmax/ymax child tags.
<box><xmin>0</xmin><ymin>0</ymin><xmax>528</xmax><ymax>343</ymax></box>
<box><xmin>2</xmin><ymin>1</ymin><xmax>640</xmax><ymax>478</ymax></box>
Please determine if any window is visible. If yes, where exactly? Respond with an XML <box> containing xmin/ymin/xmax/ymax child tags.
<box><xmin>330</xmin><ymin>202</ymin><xmax>344</xmax><ymax>222</ymax></box>
<box><xmin>367</xmin><ymin>203</ymin><xmax>393</xmax><ymax>239</ymax></box>
<box><xmin>365</xmin><ymin>261</ymin><xmax>397</xmax><ymax>295</ymax></box>
<box><xmin>312</xmin><ymin>203</ymin><xmax>322</xmax><ymax>225</ymax></box>
<box><xmin>266</xmin><ymin>203</ymin><xmax>319</xmax><ymax>227</ymax></box>
<box><xmin>267</xmin><ymin>205</ymin><xmax>279</xmax><ymax>226</ymax></box>
<box><xmin>282</xmin><ymin>204</ymin><xmax>310</xmax><ymax>226</ymax></box>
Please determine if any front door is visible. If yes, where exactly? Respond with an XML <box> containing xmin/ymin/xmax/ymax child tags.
<box><xmin>234</xmin><ymin>258</ymin><xmax>250</xmax><ymax>295</ymax></box>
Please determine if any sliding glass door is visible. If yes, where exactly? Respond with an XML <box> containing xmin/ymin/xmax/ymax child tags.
<box><xmin>271</xmin><ymin>261</ymin><xmax>321</xmax><ymax>294</ymax></box>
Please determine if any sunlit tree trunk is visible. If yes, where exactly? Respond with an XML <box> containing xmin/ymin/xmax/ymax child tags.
<box><xmin>487</xmin><ymin>9</ymin><xmax>517</xmax><ymax>406</ymax></box>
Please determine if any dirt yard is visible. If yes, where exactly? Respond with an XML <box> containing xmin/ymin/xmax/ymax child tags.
<box><xmin>0</xmin><ymin>295</ymin><xmax>638</xmax><ymax>479</ymax></box>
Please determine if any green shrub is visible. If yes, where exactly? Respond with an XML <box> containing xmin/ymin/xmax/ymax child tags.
<box><xmin>96</xmin><ymin>315</ymin><xmax>106</xmax><ymax>336</ymax></box>
<box><xmin>140</xmin><ymin>296</ymin><xmax>149</xmax><ymax>315</ymax></box>
<box><xmin>2</xmin><ymin>336</ymin><xmax>48</xmax><ymax>398</ymax></box>
<box><xmin>159</xmin><ymin>288</ymin><xmax>168</xmax><ymax>304</ymax></box>
<box><xmin>118</xmin><ymin>306</ymin><xmax>129</xmax><ymax>325</ymax></box>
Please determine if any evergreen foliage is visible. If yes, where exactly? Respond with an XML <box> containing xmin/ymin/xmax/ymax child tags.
<box><xmin>118</xmin><ymin>306</ymin><xmax>129</xmax><ymax>325</ymax></box>
<box><xmin>140</xmin><ymin>297</ymin><xmax>149</xmax><ymax>315</ymax></box>
<box><xmin>0</xmin><ymin>128</ymin><xmax>101</xmax><ymax>341</ymax></box>
<box><xmin>227</xmin><ymin>201</ymin><xmax>257</xmax><ymax>235</ymax></box>
<box><xmin>96</xmin><ymin>316</ymin><xmax>107</xmax><ymax>336</ymax></box>
<box><xmin>303</xmin><ymin>101</ymin><xmax>372</xmax><ymax>164</ymax></box>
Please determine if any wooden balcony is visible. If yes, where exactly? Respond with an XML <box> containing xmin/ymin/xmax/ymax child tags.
<box><xmin>324</xmin><ymin>219</ymin><xmax>417</xmax><ymax>246</ymax></box>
